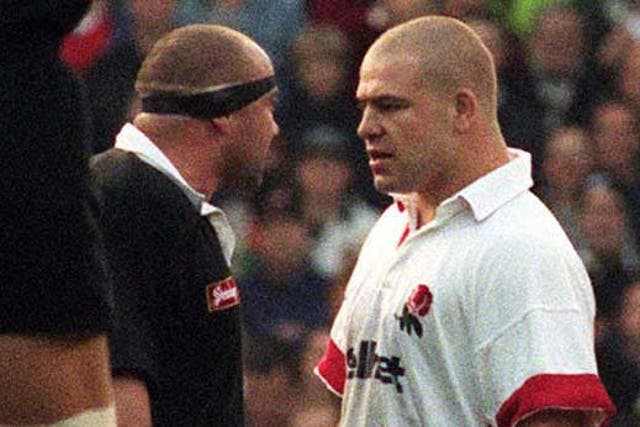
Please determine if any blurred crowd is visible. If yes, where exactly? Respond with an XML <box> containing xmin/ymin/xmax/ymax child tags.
<box><xmin>60</xmin><ymin>0</ymin><xmax>640</xmax><ymax>425</ymax></box>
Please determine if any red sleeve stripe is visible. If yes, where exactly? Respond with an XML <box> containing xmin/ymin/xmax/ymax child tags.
<box><xmin>315</xmin><ymin>338</ymin><xmax>346</xmax><ymax>397</ymax></box>
<box><xmin>496</xmin><ymin>373</ymin><xmax>616</xmax><ymax>427</ymax></box>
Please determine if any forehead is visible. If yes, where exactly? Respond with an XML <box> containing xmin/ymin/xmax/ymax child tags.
<box><xmin>357</xmin><ymin>50</ymin><xmax>423</xmax><ymax>99</ymax></box>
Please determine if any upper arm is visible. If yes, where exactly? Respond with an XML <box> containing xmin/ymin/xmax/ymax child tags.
<box><xmin>472</xmin><ymin>234</ymin><xmax>614</xmax><ymax>425</ymax></box>
<box><xmin>0</xmin><ymin>334</ymin><xmax>113</xmax><ymax>425</ymax></box>
<box><xmin>113</xmin><ymin>377</ymin><xmax>152</xmax><ymax>427</ymax></box>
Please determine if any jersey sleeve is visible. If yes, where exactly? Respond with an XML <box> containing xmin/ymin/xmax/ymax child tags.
<box><xmin>314</xmin><ymin>203</ymin><xmax>404</xmax><ymax>397</ymax></box>
<box><xmin>472</xmin><ymin>235</ymin><xmax>615</xmax><ymax>426</ymax></box>
<box><xmin>315</xmin><ymin>295</ymin><xmax>350</xmax><ymax>397</ymax></box>
<box><xmin>90</xmin><ymin>154</ymin><xmax>163</xmax><ymax>393</ymax></box>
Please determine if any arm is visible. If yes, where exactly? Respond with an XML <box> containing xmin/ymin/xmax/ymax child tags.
<box><xmin>113</xmin><ymin>377</ymin><xmax>152</xmax><ymax>427</ymax></box>
<box><xmin>0</xmin><ymin>334</ymin><xmax>113</xmax><ymax>425</ymax></box>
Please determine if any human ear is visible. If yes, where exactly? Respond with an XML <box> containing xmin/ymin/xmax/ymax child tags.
<box><xmin>207</xmin><ymin>116</ymin><xmax>231</xmax><ymax>135</ymax></box>
<box><xmin>453</xmin><ymin>89</ymin><xmax>477</xmax><ymax>133</ymax></box>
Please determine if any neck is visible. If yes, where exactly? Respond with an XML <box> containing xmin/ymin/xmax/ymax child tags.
<box><xmin>135</xmin><ymin>116</ymin><xmax>218</xmax><ymax>198</ymax></box>
<box><xmin>415</xmin><ymin>130</ymin><xmax>509</xmax><ymax>228</ymax></box>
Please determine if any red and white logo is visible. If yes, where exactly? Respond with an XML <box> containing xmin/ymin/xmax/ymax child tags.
<box><xmin>407</xmin><ymin>284</ymin><xmax>433</xmax><ymax>317</ymax></box>
<box><xmin>396</xmin><ymin>284</ymin><xmax>433</xmax><ymax>338</ymax></box>
<box><xmin>205</xmin><ymin>277</ymin><xmax>240</xmax><ymax>312</ymax></box>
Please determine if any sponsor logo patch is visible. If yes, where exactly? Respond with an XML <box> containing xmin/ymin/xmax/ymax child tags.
<box><xmin>205</xmin><ymin>277</ymin><xmax>240</xmax><ymax>312</ymax></box>
<box><xmin>395</xmin><ymin>284</ymin><xmax>433</xmax><ymax>338</ymax></box>
<box><xmin>347</xmin><ymin>340</ymin><xmax>406</xmax><ymax>393</ymax></box>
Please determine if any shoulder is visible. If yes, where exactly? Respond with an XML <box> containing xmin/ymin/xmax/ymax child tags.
<box><xmin>90</xmin><ymin>150</ymin><xmax>194</xmax><ymax>231</ymax></box>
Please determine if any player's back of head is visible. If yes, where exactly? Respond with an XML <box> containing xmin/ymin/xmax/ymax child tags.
<box><xmin>136</xmin><ymin>24</ymin><xmax>272</xmax><ymax>96</ymax></box>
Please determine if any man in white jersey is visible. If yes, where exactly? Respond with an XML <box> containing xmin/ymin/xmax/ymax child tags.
<box><xmin>315</xmin><ymin>16</ymin><xmax>615</xmax><ymax>426</ymax></box>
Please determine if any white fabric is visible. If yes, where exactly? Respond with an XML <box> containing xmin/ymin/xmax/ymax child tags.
<box><xmin>115</xmin><ymin>123</ymin><xmax>235</xmax><ymax>265</ymax></box>
<box><xmin>0</xmin><ymin>405</ymin><xmax>116</xmax><ymax>427</ymax></box>
<box><xmin>327</xmin><ymin>149</ymin><xmax>600</xmax><ymax>426</ymax></box>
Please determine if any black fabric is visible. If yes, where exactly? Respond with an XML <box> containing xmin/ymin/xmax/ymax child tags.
<box><xmin>141</xmin><ymin>76</ymin><xmax>276</xmax><ymax>119</ymax></box>
<box><xmin>0</xmin><ymin>0</ymin><xmax>91</xmax><ymax>44</ymax></box>
<box><xmin>0</xmin><ymin>0</ymin><xmax>112</xmax><ymax>335</ymax></box>
<box><xmin>91</xmin><ymin>149</ymin><xmax>244</xmax><ymax>427</ymax></box>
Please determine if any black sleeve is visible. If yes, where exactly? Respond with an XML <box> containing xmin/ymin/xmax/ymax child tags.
<box><xmin>90</xmin><ymin>152</ymin><xmax>198</xmax><ymax>393</ymax></box>
<box><xmin>0</xmin><ymin>19</ymin><xmax>112</xmax><ymax>335</ymax></box>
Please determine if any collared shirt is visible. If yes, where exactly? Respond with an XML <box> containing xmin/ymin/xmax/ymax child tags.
<box><xmin>395</xmin><ymin>148</ymin><xmax>534</xmax><ymax>236</ymax></box>
<box><xmin>316</xmin><ymin>148</ymin><xmax>614</xmax><ymax>426</ymax></box>
<box><xmin>114</xmin><ymin>123</ymin><xmax>235</xmax><ymax>265</ymax></box>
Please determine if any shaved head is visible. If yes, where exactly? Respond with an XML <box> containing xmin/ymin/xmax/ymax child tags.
<box><xmin>136</xmin><ymin>24</ymin><xmax>273</xmax><ymax>95</ymax></box>
<box><xmin>365</xmin><ymin>16</ymin><xmax>498</xmax><ymax>116</ymax></box>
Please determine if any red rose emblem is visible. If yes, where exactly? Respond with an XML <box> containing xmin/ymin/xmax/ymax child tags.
<box><xmin>407</xmin><ymin>284</ymin><xmax>433</xmax><ymax>317</ymax></box>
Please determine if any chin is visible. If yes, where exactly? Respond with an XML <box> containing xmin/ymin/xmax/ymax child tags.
<box><xmin>373</xmin><ymin>176</ymin><xmax>399</xmax><ymax>195</ymax></box>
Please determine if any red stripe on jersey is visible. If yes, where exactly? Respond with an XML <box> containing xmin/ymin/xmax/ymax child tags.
<box><xmin>315</xmin><ymin>339</ymin><xmax>346</xmax><ymax>397</ymax></box>
<box><xmin>496</xmin><ymin>373</ymin><xmax>615</xmax><ymax>427</ymax></box>
<box><xmin>397</xmin><ymin>224</ymin><xmax>410</xmax><ymax>247</ymax></box>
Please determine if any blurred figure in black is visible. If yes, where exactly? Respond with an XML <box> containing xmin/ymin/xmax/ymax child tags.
<box><xmin>0</xmin><ymin>1</ymin><xmax>115</xmax><ymax>425</ymax></box>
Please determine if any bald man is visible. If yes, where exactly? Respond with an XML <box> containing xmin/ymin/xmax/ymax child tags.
<box><xmin>90</xmin><ymin>25</ymin><xmax>278</xmax><ymax>426</ymax></box>
<box><xmin>315</xmin><ymin>16</ymin><xmax>615</xmax><ymax>426</ymax></box>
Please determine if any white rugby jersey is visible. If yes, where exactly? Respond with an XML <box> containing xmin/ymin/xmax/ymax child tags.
<box><xmin>316</xmin><ymin>149</ymin><xmax>615</xmax><ymax>426</ymax></box>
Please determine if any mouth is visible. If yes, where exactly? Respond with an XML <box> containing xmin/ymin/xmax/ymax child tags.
<box><xmin>368</xmin><ymin>149</ymin><xmax>394</xmax><ymax>172</ymax></box>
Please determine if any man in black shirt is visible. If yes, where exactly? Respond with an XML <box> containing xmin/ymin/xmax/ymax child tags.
<box><xmin>91</xmin><ymin>24</ymin><xmax>278</xmax><ymax>426</ymax></box>
<box><xmin>0</xmin><ymin>1</ymin><xmax>115</xmax><ymax>425</ymax></box>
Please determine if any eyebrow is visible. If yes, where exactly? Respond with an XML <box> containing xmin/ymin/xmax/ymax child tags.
<box><xmin>357</xmin><ymin>94</ymin><xmax>408</xmax><ymax>108</ymax></box>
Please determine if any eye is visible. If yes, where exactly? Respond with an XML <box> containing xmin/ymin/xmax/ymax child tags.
<box><xmin>374</xmin><ymin>98</ymin><xmax>407</xmax><ymax>113</ymax></box>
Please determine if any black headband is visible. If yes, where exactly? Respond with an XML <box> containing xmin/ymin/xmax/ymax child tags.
<box><xmin>141</xmin><ymin>76</ymin><xmax>276</xmax><ymax>119</ymax></box>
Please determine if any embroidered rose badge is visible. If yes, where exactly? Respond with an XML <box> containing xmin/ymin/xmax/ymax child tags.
<box><xmin>395</xmin><ymin>284</ymin><xmax>433</xmax><ymax>338</ymax></box>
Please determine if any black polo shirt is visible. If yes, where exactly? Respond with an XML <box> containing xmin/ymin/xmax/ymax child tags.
<box><xmin>91</xmin><ymin>149</ymin><xmax>244</xmax><ymax>426</ymax></box>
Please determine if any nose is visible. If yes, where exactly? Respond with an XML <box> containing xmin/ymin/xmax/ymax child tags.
<box><xmin>271</xmin><ymin>116</ymin><xmax>280</xmax><ymax>138</ymax></box>
<box><xmin>357</xmin><ymin>106</ymin><xmax>381</xmax><ymax>142</ymax></box>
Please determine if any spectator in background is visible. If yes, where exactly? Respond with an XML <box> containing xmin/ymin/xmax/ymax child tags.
<box><xmin>441</xmin><ymin>0</ymin><xmax>490</xmax><ymax>19</ymax></box>
<box><xmin>588</xmin><ymin>100</ymin><xmax>640</xmax><ymax>241</ymax></box>
<box><xmin>244</xmin><ymin>339</ymin><xmax>299</xmax><ymax>427</ymax></box>
<box><xmin>597</xmin><ymin>280</ymin><xmax>640</xmax><ymax>426</ymax></box>
<box><xmin>241</xmin><ymin>215</ymin><xmax>331</xmax><ymax>354</ymax></box>
<box><xmin>176</xmin><ymin>0</ymin><xmax>306</xmax><ymax>102</ymax></box>
<box><xmin>279</xmin><ymin>24</ymin><xmax>359</xmax><ymax>155</ymax></box>
<box><xmin>292</xmin><ymin>127</ymin><xmax>379</xmax><ymax>278</ymax></box>
<box><xmin>61</xmin><ymin>0</ymin><xmax>143</xmax><ymax>153</ymax></box>
<box><xmin>536</xmin><ymin>126</ymin><xmax>594</xmax><ymax>248</ymax></box>
<box><xmin>306</xmin><ymin>0</ymin><xmax>377</xmax><ymax>67</ymax></box>
<box><xmin>365</xmin><ymin>0</ymin><xmax>440</xmax><ymax>32</ymax></box>
<box><xmin>522</xmin><ymin>3</ymin><xmax>604</xmax><ymax>168</ymax></box>
<box><xmin>129</xmin><ymin>0</ymin><xmax>179</xmax><ymax>55</ymax></box>
<box><xmin>596</xmin><ymin>0</ymin><xmax>640</xmax><ymax>73</ymax></box>
<box><xmin>217</xmin><ymin>133</ymin><xmax>298</xmax><ymax>282</ymax></box>
<box><xmin>577</xmin><ymin>179</ymin><xmax>640</xmax><ymax>328</ymax></box>
<box><xmin>467</xmin><ymin>17</ymin><xmax>541</xmax><ymax>172</ymax></box>
<box><xmin>616</xmin><ymin>43</ymin><xmax>640</xmax><ymax>115</ymax></box>
<box><xmin>278</xmin><ymin>23</ymin><xmax>379</xmax><ymax>203</ymax></box>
